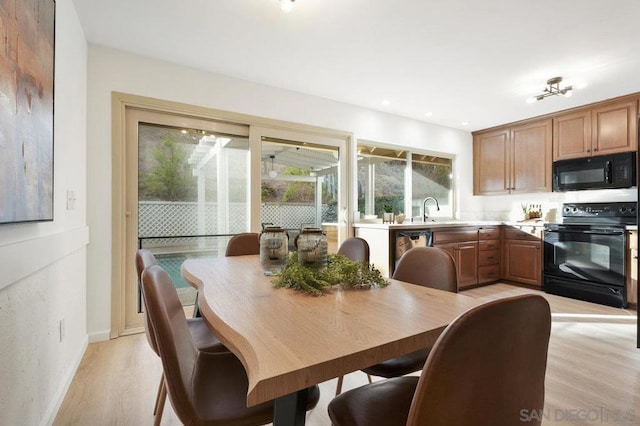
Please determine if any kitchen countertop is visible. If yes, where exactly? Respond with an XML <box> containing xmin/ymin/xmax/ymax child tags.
<box><xmin>353</xmin><ymin>220</ymin><xmax>545</xmax><ymax>230</ymax></box>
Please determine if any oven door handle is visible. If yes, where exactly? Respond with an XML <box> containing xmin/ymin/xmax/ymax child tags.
<box><xmin>545</xmin><ymin>229</ymin><xmax>625</xmax><ymax>236</ymax></box>
<box><xmin>584</xmin><ymin>229</ymin><xmax>625</xmax><ymax>235</ymax></box>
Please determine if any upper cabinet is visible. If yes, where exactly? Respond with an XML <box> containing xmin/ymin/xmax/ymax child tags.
<box><xmin>473</xmin><ymin>119</ymin><xmax>552</xmax><ymax>195</ymax></box>
<box><xmin>474</xmin><ymin>93</ymin><xmax>639</xmax><ymax>195</ymax></box>
<box><xmin>553</xmin><ymin>98</ymin><xmax>638</xmax><ymax>161</ymax></box>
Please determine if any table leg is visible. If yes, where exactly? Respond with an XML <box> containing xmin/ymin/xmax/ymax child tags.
<box><xmin>273</xmin><ymin>388</ymin><xmax>309</xmax><ymax>426</ymax></box>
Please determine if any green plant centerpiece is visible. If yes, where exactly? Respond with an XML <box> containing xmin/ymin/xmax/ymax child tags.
<box><xmin>272</xmin><ymin>251</ymin><xmax>389</xmax><ymax>295</ymax></box>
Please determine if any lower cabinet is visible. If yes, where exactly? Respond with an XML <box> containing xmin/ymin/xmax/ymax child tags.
<box><xmin>432</xmin><ymin>228</ymin><xmax>479</xmax><ymax>290</ymax></box>
<box><xmin>478</xmin><ymin>226</ymin><xmax>501</xmax><ymax>284</ymax></box>
<box><xmin>503</xmin><ymin>226</ymin><xmax>543</xmax><ymax>288</ymax></box>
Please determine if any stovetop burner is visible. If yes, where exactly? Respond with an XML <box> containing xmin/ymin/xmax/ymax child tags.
<box><xmin>561</xmin><ymin>202</ymin><xmax>637</xmax><ymax>225</ymax></box>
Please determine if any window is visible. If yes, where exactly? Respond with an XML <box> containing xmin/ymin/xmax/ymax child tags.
<box><xmin>411</xmin><ymin>154</ymin><xmax>453</xmax><ymax>218</ymax></box>
<box><xmin>357</xmin><ymin>143</ymin><xmax>453</xmax><ymax>219</ymax></box>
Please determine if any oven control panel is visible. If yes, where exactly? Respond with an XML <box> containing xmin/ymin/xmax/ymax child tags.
<box><xmin>562</xmin><ymin>202</ymin><xmax>637</xmax><ymax>224</ymax></box>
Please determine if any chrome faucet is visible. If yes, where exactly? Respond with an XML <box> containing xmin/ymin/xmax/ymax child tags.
<box><xmin>423</xmin><ymin>197</ymin><xmax>440</xmax><ymax>222</ymax></box>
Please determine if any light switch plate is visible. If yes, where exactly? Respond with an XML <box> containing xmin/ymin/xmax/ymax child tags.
<box><xmin>66</xmin><ymin>190</ymin><xmax>76</xmax><ymax>210</ymax></box>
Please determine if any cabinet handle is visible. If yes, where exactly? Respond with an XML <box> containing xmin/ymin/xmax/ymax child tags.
<box><xmin>487</xmin><ymin>256</ymin><xmax>495</xmax><ymax>260</ymax></box>
<box><xmin>586</xmin><ymin>149</ymin><xmax>591</xmax><ymax>153</ymax></box>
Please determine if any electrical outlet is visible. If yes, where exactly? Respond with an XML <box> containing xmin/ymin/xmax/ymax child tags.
<box><xmin>59</xmin><ymin>318</ymin><xmax>65</xmax><ymax>342</ymax></box>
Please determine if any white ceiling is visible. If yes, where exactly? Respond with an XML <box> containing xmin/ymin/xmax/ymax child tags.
<box><xmin>72</xmin><ymin>0</ymin><xmax>640</xmax><ymax>131</ymax></box>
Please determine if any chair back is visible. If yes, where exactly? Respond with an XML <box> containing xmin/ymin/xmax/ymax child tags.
<box><xmin>141</xmin><ymin>264</ymin><xmax>201</xmax><ymax>423</ymax></box>
<box><xmin>136</xmin><ymin>249</ymin><xmax>160</xmax><ymax>354</ymax></box>
<box><xmin>407</xmin><ymin>294</ymin><xmax>552</xmax><ymax>426</ymax></box>
<box><xmin>337</xmin><ymin>237</ymin><xmax>370</xmax><ymax>263</ymax></box>
<box><xmin>225</xmin><ymin>233</ymin><xmax>260</xmax><ymax>256</ymax></box>
<box><xmin>392</xmin><ymin>246</ymin><xmax>457</xmax><ymax>293</ymax></box>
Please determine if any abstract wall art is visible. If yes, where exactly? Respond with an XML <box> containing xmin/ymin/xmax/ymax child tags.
<box><xmin>0</xmin><ymin>0</ymin><xmax>55</xmax><ymax>224</ymax></box>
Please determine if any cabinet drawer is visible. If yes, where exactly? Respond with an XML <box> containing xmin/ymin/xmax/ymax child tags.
<box><xmin>479</xmin><ymin>239</ymin><xmax>500</xmax><ymax>251</ymax></box>
<box><xmin>478</xmin><ymin>227</ymin><xmax>501</xmax><ymax>240</ymax></box>
<box><xmin>432</xmin><ymin>229</ymin><xmax>478</xmax><ymax>244</ymax></box>
<box><xmin>479</xmin><ymin>249</ymin><xmax>500</xmax><ymax>266</ymax></box>
<box><xmin>503</xmin><ymin>226</ymin><xmax>542</xmax><ymax>240</ymax></box>
<box><xmin>478</xmin><ymin>264</ymin><xmax>501</xmax><ymax>283</ymax></box>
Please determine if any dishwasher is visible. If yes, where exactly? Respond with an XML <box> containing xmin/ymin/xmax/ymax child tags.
<box><xmin>393</xmin><ymin>230</ymin><xmax>433</xmax><ymax>274</ymax></box>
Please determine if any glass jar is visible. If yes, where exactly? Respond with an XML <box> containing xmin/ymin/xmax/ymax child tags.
<box><xmin>259</xmin><ymin>227</ymin><xmax>289</xmax><ymax>275</ymax></box>
<box><xmin>295</xmin><ymin>228</ymin><xmax>328</xmax><ymax>269</ymax></box>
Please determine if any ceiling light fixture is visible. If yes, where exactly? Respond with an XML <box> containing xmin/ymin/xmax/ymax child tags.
<box><xmin>280</xmin><ymin>0</ymin><xmax>294</xmax><ymax>13</ymax></box>
<box><xmin>268</xmin><ymin>155</ymin><xmax>278</xmax><ymax>178</ymax></box>
<box><xmin>527</xmin><ymin>76</ymin><xmax>575</xmax><ymax>103</ymax></box>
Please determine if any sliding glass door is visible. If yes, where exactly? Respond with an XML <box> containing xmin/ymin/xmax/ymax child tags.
<box><xmin>124</xmin><ymin>108</ymin><xmax>249</xmax><ymax>332</ymax></box>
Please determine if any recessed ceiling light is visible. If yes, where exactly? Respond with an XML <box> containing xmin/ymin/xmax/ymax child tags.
<box><xmin>280</xmin><ymin>0</ymin><xmax>294</xmax><ymax>13</ymax></box>
<box><xmin>381</xmin><ymin>100</ymin><xmax>390</xmax><ymax>106</ymax></box>
<box><xmin>424</xmin><ymin>112</ymin><xmax>433</xmax><ymax>117</ymax></box>
<box><xmin>462</xmin><ymin>121</ymin><xmax>469</xmax><ymax>126</ymax></box>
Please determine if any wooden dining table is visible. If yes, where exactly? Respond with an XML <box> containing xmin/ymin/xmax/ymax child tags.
<box><xmin>181</xmin><ymin>255</ymin><xmax>480</xmax><ymax>426</ymax></box>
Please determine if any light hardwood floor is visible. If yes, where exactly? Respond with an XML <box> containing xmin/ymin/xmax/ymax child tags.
<box><xmin>54</xmin><ymin>283</ymin><xmax>640</xmax><ymax>425</ymax></box>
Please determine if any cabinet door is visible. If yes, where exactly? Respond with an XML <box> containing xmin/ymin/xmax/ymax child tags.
<box><xmin>473</xmin><ymin>129</ymin><xmax>509</xmax><ymax>195</ymax></box>
<box><xmin>553</xmin><ymin>109</ymin><xmax>592</xmax><ymax>160</ymax></box>
<box><xmin>592</xmin><ymin>99</ymin><xmax>638</xmax><ymax>155</ymax></box>
<box><xmin>510</xmin><ymin>119</ymin><xmax>553</xmax><ymax>193</ymax></box>
<box><xmin>456</xmin><ymin>242</ymin><xmax>478</xmax><ymax>289</ymax></box>
<box><xmin>503</xmin><ymin>240</ymin><xmax>541</xmax><ymax>287</ymax></box>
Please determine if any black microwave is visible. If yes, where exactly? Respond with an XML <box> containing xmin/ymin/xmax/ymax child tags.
<box><xmin>552</xmin><ymin>152</ymin><xmax>636</xmax><ymax>191</ymax></box>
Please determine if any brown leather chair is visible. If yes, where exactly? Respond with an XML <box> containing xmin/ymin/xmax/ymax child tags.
<box><xmin>141</xmin><ymin>264</ymin><xmax>320</xmax><ymax>425</ymax></box>
<box><xmin>136</xmin><ymin>249</ymin><xmax>227</xmax><ymax>424</ymax></box>
<box><xmin>337</xmin><ymin>237</ymin><xmax>370</xmax><ymax>263</ymax></box>
<box><xmin>328</xmin><ymin>294</ymin><xmax>552</xmax><ymax>426</ymax></box>
<box><xmin>225</xmin><ymin>232</ymin><xmax>260</xmax><ymax>256</ymax></box>
<box><xmin>347</xmin><ymin>247</ymin><xmax>457</xmax><ymax>392</ymax></box>
<box><xmin>334</xmin><ymin>237</ymin><xmax>370</xmax><ymax>394</ymax></box>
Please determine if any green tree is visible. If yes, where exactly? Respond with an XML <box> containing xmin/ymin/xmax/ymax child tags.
<box><xmin>282</xmin><ymin>167</ymin><xmax>314</xmax><ymax>203</ymax></box>
<box><xmin>140</xmin><ymin>136</ymin><xmax>195</xmax><ymax>201</ymax></box>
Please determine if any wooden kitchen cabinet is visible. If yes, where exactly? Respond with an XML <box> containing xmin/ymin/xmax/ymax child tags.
<box><xmin>502</xmin><ymin>226</ymin><xmax>542</xmax><ymax>287</ymax></box>
<box><xmin>627</xmin><ymin>230</ymin><xmax>638</xmax><ymax>306</ymax></box>
<box><xmin>553</xmin><ymin>98</ymin><xmax>638</xmax><ymax>161</ymax></box>
<box><xmin>473</xmin><ymin>129</ymin><xmax>509</xmax><ymax>195</ymax></box>
<box><xmin>478</xmin><ymin>226</ymin><xmax>501</xmax><ymax>284</ymax></box>
<box><xmin>473</xmin><ymin>119</ymin><xmax>552</xmax><ymax>195</ymax></box>
<box><xmin>432</xmin><ymin>228</ymin><xmax>479</xmax><ymax>289</ymax></box>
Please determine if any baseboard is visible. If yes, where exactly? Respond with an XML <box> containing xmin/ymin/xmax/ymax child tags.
<box><xmin>40</xmin><ymin>335</ymin><xmax>89</xmax><ymax>426</ymax></box>
<box><xmin>88</xmin><ymin>329</ymin><xmax>111</xmax><ymax>343</ymax></box>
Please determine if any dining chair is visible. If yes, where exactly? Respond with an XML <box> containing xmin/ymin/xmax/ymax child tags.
<box><xmin>334</xmin><ymin>237</ymin><xmax>370</xmax><ymax>395</ymax></box>
<box><xmin>225</xmin><ymin>232</ymin><xmax>261</xmax><ymax>256</ymax></box>
<box><xmin>335</xmin><ymin>246</ymin><xmax>457</xmax><ymax>395</ymax></box>
<box><xmin>336</xmin><ymin>237</ymin><xmax>370</xmax><ymax>263</ymax></box>
<box><xmin>328</xmin><ymin>294</ymin><xmax>552</xmax><ymax>426</ymax></box>
<box><xmin>141</xmin><ymin>264</ymin><xmax>321</xmax><ymax>425</ymax></box>
<box><xmin>135</xmin><ymin>249</ymin><xmax>227</xmax><ymax>424</ymax></box>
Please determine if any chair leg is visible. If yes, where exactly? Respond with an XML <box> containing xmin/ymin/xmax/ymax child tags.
<box><xmin>366</xmin><ymin>373</ymin><xmax>372</xmax><ymax>384</ymax></box>
<box><xmin>193</xmin><ymin>292</ymin><xmax>201</xmax><ymax>318</ymax></box>
<box><xmin>153</xmin><ymin>373</ymin><xmax>164</xmax><ymax>415</ymax></box>
<box><xmin>335</xmin><ymin>375</ymin><xmax>344</xmax><ymax>396</ymax></box>
<box><xmin>154</xmin><ymin>377</ymin><xmax>167</xmax><ymax>426</ymax></box>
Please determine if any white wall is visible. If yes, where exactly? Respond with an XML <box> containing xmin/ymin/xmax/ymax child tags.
<box><xmin>0</xmin><ymin>1</ymin><xmax>89</xmax><ymax>425</ymax></box>
<box><xmin>86</xmin><ymin>46</ymin><xmax>475</xmax><ymax>337</ymax></box>
<box><xmin>85</xmin><ymin>44</ymin><xmax>639</xmax><ymax>340</ymax></box>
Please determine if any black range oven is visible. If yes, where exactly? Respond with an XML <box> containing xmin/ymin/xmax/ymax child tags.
<box><xmin>543</xmin><ymin>202</ymin><xmax>637</xmax><ymax>308</ymax></box>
